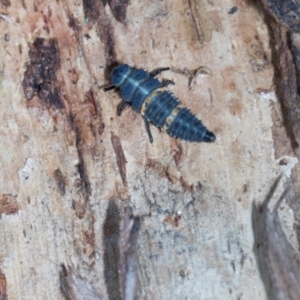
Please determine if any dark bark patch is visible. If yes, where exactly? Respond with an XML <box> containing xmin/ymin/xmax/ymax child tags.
<box><xmin>94</xmin><ymin>2</ymin><xmax>118</xmax><ymax>69</ymax></box>
<box><xmin>70</xmin><ymin>125</ymin><xmax>92</xmax><ymax>219</ymax></box>
<box><xmin>261</xmin><ymin>0</ymin><xmax>300</xmax><ymax>33</ymax></box>
<box><xmin>84</xmin><ymin>90</ymin><xmax>98</xmax><ymax>116</ymax></box>
<box><xmin>0</xmin><ymin>194</ymin><xmax>19</xmax><ymax>216</ymax></box>
<box><xmin>97</xmin><ymin>17</ymin><xmax>117</xmax><ymax>69</ymax></box>
<box><xmin>111</xmin><ymin>133</ymin><xmax>127</xmax><ymax>187</ymax></box>
<box><xmin>99</xmin><ymin>123</ymin><xmax>105</xmax><ymax>135</ymax></box>
<box><xmin>0</xmin><ymin>0</ymin><xmax>10</xmax><ymax>7</ymax></box>
<box><xmin>172</xmin><ymin>141</ymin><xmax>183</xmax><ymax>166</ymax></box>
<box><xmin>261</xmin><ymin>2</ymin><xmax>300</xmax><ymax>151</ymax></box>
<box><xmin>107</xmin><ymin>0</ymin><xmax>130</xmax><ymax>23</ymax></box>
<box><xmin>54</xmin><ymin>169</ymin><xmax>66</xmax><ymax>196</ymax></box>
<box><xmin>180</xmin><ymin>177</ymin><xmax>193</xmax><ymax>193</ymax></box>
<box><xmin>83</xmin><ymin>0</ymin><xmax>100</xmax><ymax>23</ymax></box>
<box><xmin>76</xmin><ymin>160</ymin><xmax>91</xmax><ymax>198</ymax></box>
<box><xmin>272</xmin><ymin>25</ymin><xmax>300</xmax><ymax>149</ymax></box>
<box><xmin>22</xmin><ymin>38</ymin><xmax>63</xmax><ymax>110</ymax></box>
<box><xmin>75</xmin><ymin>126</ymin><xmax>91</xmax><ymax>197</ymax></box>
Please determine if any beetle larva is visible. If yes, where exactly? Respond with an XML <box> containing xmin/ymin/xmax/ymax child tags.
<box><xmin>104</xmin><ymin>64</ymin><xmax>216</xmax><ymax>143</ymax></box>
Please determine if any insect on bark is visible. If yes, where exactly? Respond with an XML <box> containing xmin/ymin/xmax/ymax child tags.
<box><xmin>104</xmin><ymin>64</ymin><xmax>216</xmax><ymax>143</ymax></box>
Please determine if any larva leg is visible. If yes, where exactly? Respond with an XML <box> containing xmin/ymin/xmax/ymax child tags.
<box><xmin>117</xmin><ymin>101</ymin><xmax>130</xmax><ymax>116</ymax></box>
<box><xmin>150</xmin><ymin>67</ymin><xmax>170</xmax><ymax>78</ymax></box>
<box><xmin>103</xmin><ymin>84</ymin><xmax>115</xmax><ymax>92</ymax></box>
<box><xmin>163</xmin><ymin>80</ymin><xmax>175</xmax><ymax>87</ymax></box>
<box><xmin>144</xmin><ymin>118</ymin><xmax>153</xmax><ymax>143</ymax></box>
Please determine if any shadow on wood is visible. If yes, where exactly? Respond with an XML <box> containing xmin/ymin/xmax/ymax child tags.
<box><xmin>103</xmin><ymin>200</ymin><xmax>121</xmax><ymax>300</ymax></box>
<box><xmin>252</xmin><ymin>177</ymin><xmax>280</xmax><ymax>299</ymax></box>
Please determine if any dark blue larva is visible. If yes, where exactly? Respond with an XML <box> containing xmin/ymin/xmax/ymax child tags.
<box><xmin>104</xmin><ymin>64</ymin><xmax>216</xmax><ymax>143</ymax></box>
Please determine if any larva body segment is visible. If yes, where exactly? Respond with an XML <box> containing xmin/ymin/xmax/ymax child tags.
<box><xmin>105</xmin><ymin>64</ymin><xmax>216</xmax><ymax>143</ymax></box>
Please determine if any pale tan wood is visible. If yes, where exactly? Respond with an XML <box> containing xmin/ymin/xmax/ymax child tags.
<box><xmin>0</xmin><ymin>0</ymin><xmax>297</xmax><ymax>299</ymax></box>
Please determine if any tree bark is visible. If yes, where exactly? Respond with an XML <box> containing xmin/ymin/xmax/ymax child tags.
<box><xmin>0</xmin><ymin>0</ymin><xmax>298</xmax><ymax>299</ymax></box>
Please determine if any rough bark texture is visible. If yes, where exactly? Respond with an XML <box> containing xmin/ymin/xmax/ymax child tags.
<box><xmin>0</xmin><ymin>0</ymin><xmax>299</xmax><ymax>299</ymax></box>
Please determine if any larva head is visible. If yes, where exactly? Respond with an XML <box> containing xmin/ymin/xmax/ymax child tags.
<box><xmin>111</xmin><ymin>64</ymin><xmax>131</xmax><ymax>87</ymax></box>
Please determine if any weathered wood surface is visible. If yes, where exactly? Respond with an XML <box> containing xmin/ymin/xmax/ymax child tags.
<box><xmin>0</xmin><ymin>0</ymin><xmax>298</xmax><ymax>299</ymax></box>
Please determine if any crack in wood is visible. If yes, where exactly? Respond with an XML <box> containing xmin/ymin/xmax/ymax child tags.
<box><xmin>111</xmin><ymin>133</ymin><xmax>127</xmax><ymax>187</ymax></box>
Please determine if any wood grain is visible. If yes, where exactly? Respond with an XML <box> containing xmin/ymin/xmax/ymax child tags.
<box><xmin>0</xmin><ymin>0</ymin><xmax>298</xmax><ymax>299</ymax></box>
